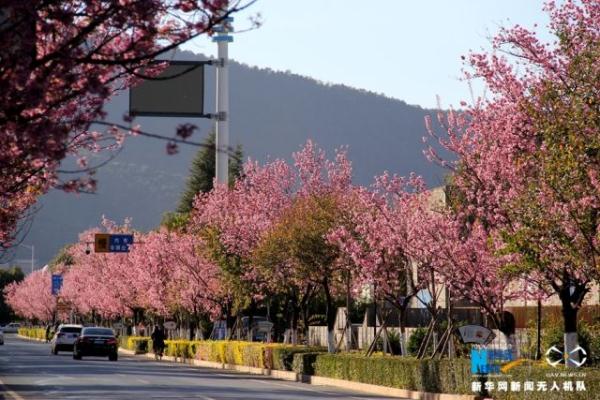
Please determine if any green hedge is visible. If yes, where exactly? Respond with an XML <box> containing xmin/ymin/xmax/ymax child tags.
<box><xmin>18</xmin><ymin>327</ymin><xmax>46</xmax><ymax>340</ymax></box>
<box><xmin>294</xmin><ymin>353</ymin><xmax>600</xmax><ymax>399</ymax></box>
<box><xmin>311</xmin><ymin>353</ymin><xmax>472</xmax><ymax>394</ymax></box>
<box><xmin>292</xmin><ymin>352</ymin><xmax>322</xmax><ymax>375</ymax></box>
<box><xmin>487</xmin><ymin>365</ymin><xmax>600</xmax><ymax>400</ymax></box>
<box><xmin>119</xmin><ymin>336</ymin><xmax>152</xmax><ymax>354</ymax></box>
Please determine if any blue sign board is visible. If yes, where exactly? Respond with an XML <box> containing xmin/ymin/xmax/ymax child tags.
<box><xmin>109</xmin><ymin>234</ymin><xmax>134</xmax><ymax>253</ymax></box>
<box><xmin>51</xmin><ymin>274</ymin><xmax>63</xmax><ymax>295</ymax></box>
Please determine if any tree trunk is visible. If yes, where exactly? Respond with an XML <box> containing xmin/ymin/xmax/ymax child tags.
<box><xmin>324</xmin><ymin>281</ymin><xmax>336</xmax><ymax>353</ymax></box>
<box><xmin>247</xmin><ymin>299</ymin><xmax>257</xmax><ymax>342</ymax></box>
<box><xmin>535</xmin><ymin>298</ymin><xmax>542</xmax><ymax>360</ymax></box>
<box><xmin>398</xmin><ymin>307</ymin><xmax>407</xmax><ymax>356</ymax></box>
<box><xmin>299</xmin><ymin>285</ymin><xmax>313</xmax><ymax>342</ymax></box>
<box><xmin>189</xmin><ymin>314</ymin><xmax>196</xmax><ymax>341</ymax></box>
<box><xmin>495</xmin><ymin>311</ymin><xmax>517</xmax><ymax>360</ymax></box>
<box><xmin>560</xmin><ymin>287</ymin><xmax>581</xmax><ymax>367</ymax></box>
<box><xmin>291</xmin><ymin>304</ymin><xmax>299</xmax><ymax>345</ymax></box>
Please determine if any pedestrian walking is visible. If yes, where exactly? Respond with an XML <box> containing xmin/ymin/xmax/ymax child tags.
<box><xmin>151</xmin><ymin>325</ymin><xmax>166</xmax><ymax>360</ymax></box>
<box><xmin>45</xmin><ymin>324</ymin><xmax>52</xmax><ymax>343</ymax></box>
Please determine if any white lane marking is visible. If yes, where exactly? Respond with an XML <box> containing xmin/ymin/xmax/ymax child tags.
<box><xmin>251</xmin><ymin>379</ymin><xmax>336</xmax><ymax>395</ymax></box>
<box><xmin>0</xmin><ymin>377</ymin><xmax>26</xmax><ymax>400</ymax></box>
<box><xmin>136</xmin><ymin>378</ymin><xmax>150</xmax><ymax>384</ymax></box>
<box><xmin>196</xmin><ymin>396</ymin><xmax>218</xmax><ymax>400</ymax></box>
<box><xmin>250</xmin><ymin>379</ymin><xmax>385</xmax><ymax>400</ymax></box>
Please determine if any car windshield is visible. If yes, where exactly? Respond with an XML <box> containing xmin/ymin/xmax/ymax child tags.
<box><xmin>60</xmin><ymin>327</ymin><xmax>82</xmax><ymax>333</ymax></box>
<box><xmin>82</xmin><ymin>328</ymin><xmax>114</xmax><ymax>336</ymax></box>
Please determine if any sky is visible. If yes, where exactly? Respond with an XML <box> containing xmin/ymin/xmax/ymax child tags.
<box><xmin>180</xmin><ymin>0</ymin><xmax>551</xmax><ymax>109</ymax></box>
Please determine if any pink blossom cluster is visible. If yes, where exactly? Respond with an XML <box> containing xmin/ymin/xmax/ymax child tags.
<box><xmin>0</xmin><ymin>1</ymin><xmax>248</xmax><ymax>249</ymax></box>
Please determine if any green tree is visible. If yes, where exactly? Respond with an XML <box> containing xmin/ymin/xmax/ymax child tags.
<box><xmin>48</xmin><ymin>245</ymin><xmax>75</xmax><ymax>270</ymax></box>
<box><xmin>162</xmin><ymin>132</ymin><xmax>243</xmax><ymax>231</ymax></box>
<box><xmin>177</xmin><ymin>131</ymin><xmax>243</xmax><ymax>214</ymax></box>
<box><xmin>0</xmin><ymin>266</ymin><xmax>25</xmax><ymax>324</ymax></box>
<box><xmin>256</xmin><ymin>195</ymin><xmax>345</xmax><ymax>352</ymax></box>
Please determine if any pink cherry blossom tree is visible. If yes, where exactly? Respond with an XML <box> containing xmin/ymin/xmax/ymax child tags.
<box><xmin>4</xmin><ymin>269</ymin><xmax>56</xmax><ymax>322</ymax></box>
<box><xmin>0</xmin><ymin>0</ymin><xmax>254</xmax><ymax>251</ymax></box>
<box><xmin>330</xmin><ymin>173</ymin><xmax>438</xmax><ymax>355</ymax></box>
<box><xmin>424</xmin><ymin>0</ymin><xmax>600</xmax><ymax>362</ymax></box>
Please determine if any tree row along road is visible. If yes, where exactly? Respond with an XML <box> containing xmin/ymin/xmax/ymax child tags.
<box><xmin>0</xmin><ymin>336</ymin><xmax>397</xmax><ymax>400</ymax></box>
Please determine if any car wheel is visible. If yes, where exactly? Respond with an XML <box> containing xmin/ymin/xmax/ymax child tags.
<box><xmin>109</xmin><ymin>353</ymin><xmax>118</xmax><ymax>361</ymax></box>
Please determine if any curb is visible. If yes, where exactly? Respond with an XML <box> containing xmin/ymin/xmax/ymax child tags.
<box><xmin>118</xmin><ymin>347</ymin><xmax>478</xmax><ymax>400</ymax></box>
<box><xmin>17</xmin><ymin>334</ymin><xmax>45</xmax><ymax>342</ymax></box>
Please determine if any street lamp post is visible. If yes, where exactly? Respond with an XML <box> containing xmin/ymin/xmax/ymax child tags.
<box><xmin>213</xmin><ymin>4</ymin><xmax>233</xmax><ymax>185</ymax></box>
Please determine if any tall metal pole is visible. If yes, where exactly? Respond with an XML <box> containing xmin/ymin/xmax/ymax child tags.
<box><xmin>31</xmin><ymin>245</ymin><xmax>34</xmax><ymax>273</ymax></box>
<box><xmin>214</xmin><ymin>8</ymin><xmax>232</xmax><ymax>185</ymax></box>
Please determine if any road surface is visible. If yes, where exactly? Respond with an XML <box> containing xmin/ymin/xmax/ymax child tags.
<box><xmin>0</xmin><ymin>335</ymin><xmax>399</xmax><ymax>400</ymax></box>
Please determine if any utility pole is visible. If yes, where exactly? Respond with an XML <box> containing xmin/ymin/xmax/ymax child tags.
<box><xmin>213</xmin><ymin>5</ymin><xmax>233</xmax><ymax>185</ymax></box>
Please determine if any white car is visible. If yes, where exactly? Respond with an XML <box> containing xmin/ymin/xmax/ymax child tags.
<box><xmin>51</xmin><ymin>324</ymin><xmax>83</xmax><ymax>354</ymax></box>
<box><xmin>2</xmin><ymin>323</ymin><xmax>20</xmax><ymax>333</ymax></box>
<box><xmin>0</xmin><ymin>329</ymin><xmax>4</xmax><ymax>345</ymax></box>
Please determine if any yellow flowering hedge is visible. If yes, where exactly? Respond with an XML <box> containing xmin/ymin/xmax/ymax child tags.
<box><xmin>18</xmin><ymin>327</ymin><xmax>46</xmax><ymax>340</ymax></box>
<box><xmin>118</xmin><ymin>336</ymin><xmax>322</xmax><ymax>370</ymax></box>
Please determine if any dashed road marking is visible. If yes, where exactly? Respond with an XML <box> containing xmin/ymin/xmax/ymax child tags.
<box><xmin>0</xmin><ymin>377</ymin><xmax>26</xmax><ymax>400</ymax></box>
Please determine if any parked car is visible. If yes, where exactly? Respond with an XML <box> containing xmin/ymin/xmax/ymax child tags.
<box><xmin>1</xmin><ymin>323</ymin><xmax>20</xmax><ymax>333</ymax></box>
<box><xmin>73</xmin><ymin>327</ymin><xmax>118</xmax><ymax>361</ymax></box>
<box><xmin>0</xmin><ymin>329</ymin><xmax>4</xmax><ymax>345</ymax></box>
<box><xmin>51</xmin><ymin>324</ymin><xmax>83</xmax><ymax>354</ymax></box>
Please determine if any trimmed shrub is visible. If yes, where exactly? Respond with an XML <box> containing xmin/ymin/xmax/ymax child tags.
<box><xmin>292</xmin><ymin>352</ymin><xmax>323</xmax><ymax>375</ymax></box>
<box><xmin>192</xmin><ymin>340</ymin><xmax>323</xmax><ymax>370</ymax></box>
<box><xmin>313</xmin><ymin>353</ymin><xmax>472</xmax><ymax>394</ymax></box>
<box><xmin>164</xmin><ymin>340</ymin><xmax>203</xmax><ymax>358</ymax></box>
<box><xmin>18</xmin><ymin>327</ymin><xmax>46</xmax><ymax>340</ymax></box>
<box><xmin>267</xmin><ymin>344</ymin><xmax>325</xmax><ymax>371</ymax></box>
<box><xmin>407</xmin><ymin>327</ymin><xmax>428</xmax><ymax>356</ymax></box>
<box><xmin>120</xmin><ymin>336</ymin><xmax>152</xmax><ymax>354</ymax></box>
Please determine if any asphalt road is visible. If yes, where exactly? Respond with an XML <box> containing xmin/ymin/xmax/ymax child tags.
<box><xmin>0</xmin><ymin>335</ymin><xmax>399</xmax><ymax>400</ymax></box>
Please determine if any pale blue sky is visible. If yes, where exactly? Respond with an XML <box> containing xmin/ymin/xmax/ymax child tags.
<box><xmin>180</xmin><ymin>1</ymin><xmax>551</xmax><ymax>109</ymax></box>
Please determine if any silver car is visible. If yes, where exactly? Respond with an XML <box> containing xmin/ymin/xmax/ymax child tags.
<box><xmin>51</xmin><ymin>324</ymin><xmax>83</xmax><ymax>354</ymax></box>
<box><xmin>1</xmin><ymin>323</ymin><xmax>20</xmax><ymax>333</ymax></box>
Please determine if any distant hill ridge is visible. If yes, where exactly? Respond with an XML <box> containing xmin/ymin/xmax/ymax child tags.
<box><xmin>21</xmin><ymin>50</ymin><xmax>446</xmax><ymax>267</ymax></box>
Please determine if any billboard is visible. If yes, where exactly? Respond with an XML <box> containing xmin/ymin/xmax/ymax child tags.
<box><xmin>129</xmin><ymin>61</ymin><xmax>206</xmax><ymax>117</ymax></box>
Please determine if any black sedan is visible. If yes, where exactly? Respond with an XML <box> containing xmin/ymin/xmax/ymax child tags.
<box><xmin>73</xmin><ymin>327</ymin><xmax>118</xmax><ymax>361</ymax></box>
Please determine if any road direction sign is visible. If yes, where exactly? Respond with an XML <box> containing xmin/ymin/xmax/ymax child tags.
<box><xmin>51</xmin><ymin>274</ymin><xmax>63</xmax><ymax>295</ymax></box>
<box><xmin>94</xmin><ymin>233</ymin><xmax>134</xmax><ymax>253</ymax></box>
<box><xmin>109</xmin><ymin>234</ymin><xmax>133</xmax><ymax>253</ymax></box>
<box><xmin>94</xmin><ymin>233</ymin><xmax>110</xmax><ymax>253</ymax></box>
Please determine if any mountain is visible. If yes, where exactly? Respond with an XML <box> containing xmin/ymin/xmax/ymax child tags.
<box><xmin>16</xmin><ymin>51</ymin><xmax>447</xmax><ymax>268</ymax></box>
